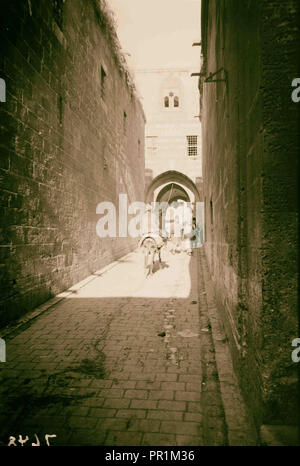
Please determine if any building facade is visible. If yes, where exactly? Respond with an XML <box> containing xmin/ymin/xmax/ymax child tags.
<box><xmin>135</xmin><ymin>69</ymin><xmax>203</xmax><ymax>227</ymax></box>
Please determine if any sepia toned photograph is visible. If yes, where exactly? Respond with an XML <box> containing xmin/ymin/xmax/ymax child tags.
<box><xmin>0</xmin><ymin>0</ymin><xmax>299</xmax><ymax>449</ymax></box>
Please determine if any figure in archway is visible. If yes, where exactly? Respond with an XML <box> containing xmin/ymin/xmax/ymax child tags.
<box><xmin>185</xmin><ymin>216</ymin><xmax>202</xmax><ymax>255</ymax></box>
<box><xmin>139</xmin><ymin>204</ymin><xmax>166</xmax><ymax>277</ymax></box>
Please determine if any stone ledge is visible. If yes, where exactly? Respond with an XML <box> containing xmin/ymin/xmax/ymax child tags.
<box><xmin>199</xmin><ymin>249</ymin><xmax>258</xmax><ymax>446</ymax></box>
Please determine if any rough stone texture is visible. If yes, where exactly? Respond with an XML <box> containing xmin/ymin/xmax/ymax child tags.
<box><xmin>201</xmin><ymin>0</ymin><xmax>298</xmax><ymax>430</ymax></box>
<box><xmin>0</xmin><ymin>0</ymin><xmax>145</xmax><ymax>327</ymax></box>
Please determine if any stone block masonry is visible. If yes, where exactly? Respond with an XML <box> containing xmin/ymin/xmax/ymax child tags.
<box><xmin>200</xmin><ymin>0</ymin><xmax>298</xmax><ymax>431</ymax></box>
<box><xmin>0</xmin><ymin>0</ymin><xmax>145</xmax><ymax>327</ymax></box>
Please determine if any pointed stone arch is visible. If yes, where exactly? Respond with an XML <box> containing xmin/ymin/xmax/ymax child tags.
<box><xmin>145</xmin><ymin>170</ymin><xmax>202</xmax><ymax>204</ymax></box>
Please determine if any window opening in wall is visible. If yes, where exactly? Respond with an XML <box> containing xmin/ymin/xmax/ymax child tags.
<box><xmin>210</xmin><ymin>199</ymin><xmax>213</xmax><ymax>225</ymax></box>
<box><xmin>164</xmin><ymin>92</ymin><xmax>179</xmax><ymax>108</ymax></box>
<box><xmin>101</xmin><ymin>66</ymin><xmax>106</xmax><ymax>100</ymax></box>
<box><xmin>187</xmin><ymin>135</ymin><xmax>198</xmax><ymax>156</ymax></box>
<box><xmin>58</xmin><ymin>95</ymin><xmax>63</xmax><ymax>126</ymax></box>
<box><xmin>123</xmin><ymin>111</ymin><xmax>127</xmax><ymax>135</ymax></box>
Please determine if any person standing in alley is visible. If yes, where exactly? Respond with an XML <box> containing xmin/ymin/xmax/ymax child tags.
<box><xmin>186</xmin><ymin>216</ymin><xmax>201</xmax><ymax>255</ymax></box>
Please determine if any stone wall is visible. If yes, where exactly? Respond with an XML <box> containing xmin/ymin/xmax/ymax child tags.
<box><xmin>201</xmin><ymin>0</ymin><xmax>298</xmax><ymax>428</ymax></box>
<box><xmin>0</xmin><ymin>0</ymin><xmax>145</xmax><ymax>327</ymax></box>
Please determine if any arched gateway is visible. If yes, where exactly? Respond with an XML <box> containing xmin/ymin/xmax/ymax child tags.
<box><xmin>145</xmin><ymin>170</ymin><xmax>202</xmax><ymax>205</ymax></box>
<box><xmin>145</xmin><ymin>171</ymin><xmax>204</xmax><ymax>240</ymax></box>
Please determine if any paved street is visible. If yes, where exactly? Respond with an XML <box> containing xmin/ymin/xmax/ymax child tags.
<box><xmin>0</xmin><ymin>247</ymin><xmax>230</xmax><ymax>446</ymax></box>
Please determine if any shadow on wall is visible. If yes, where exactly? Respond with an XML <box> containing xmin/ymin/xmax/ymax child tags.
<box><xmin>145</xmin><ymin>169</ymin><xmax>154</xmax><ymax>199</ymax></box>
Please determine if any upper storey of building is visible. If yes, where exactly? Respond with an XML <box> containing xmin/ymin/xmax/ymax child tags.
<box><xmin>135</xmin><ymin>68</ymin><xmax>200</xmax><ymax>125</ymax></box>
<box><xmin>134</xmin><ymin>68</ymin><xmax>202</xmax><ymax>186</ymax></box>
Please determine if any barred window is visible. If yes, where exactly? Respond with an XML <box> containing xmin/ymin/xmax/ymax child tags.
<box><xmin>123</xmin><ymin>111</ymin><xmax>127</xmax><ymax>135</ymax></box>
<box><xmin>187</xmin><ymin>135</ymin><xmax>198</xmax><ymax>156</ymax></box>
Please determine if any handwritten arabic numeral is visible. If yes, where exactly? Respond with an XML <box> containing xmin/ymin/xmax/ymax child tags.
<box><xmin>18</xmin><ymin>435</ymin><xmax>29</xmax><ymax>446</ymax></box>
<box><xmin>8</xmin><ymin>436</ymin><xmax>17</xmax><ymax>446</ymax></box>
<box><xmin>32</xmin><ymin>434</ymin><xmax>41</xmax><ymax>446</ymax></box>
<box><xmin>45</xmin><ymin>434</ymin><xmax>57</xmax><ymax>446</ymax></box>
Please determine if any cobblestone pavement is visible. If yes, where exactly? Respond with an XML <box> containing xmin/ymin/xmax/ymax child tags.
<box><xmin>0</xmin><ymin>248</ymin><xmax>229</xmax><ymax>446</ymax></box>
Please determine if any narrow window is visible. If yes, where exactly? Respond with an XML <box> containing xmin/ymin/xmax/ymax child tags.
<box><xmin>174</xmin><ymin>95</ymin><xmax>179</xmax><ymax>107</ymax></box>
<box><xmin>101</xmin><ymin>66</ymin><xmax>106</xmax><ymax>100</ymax></box>
<box><xmin>164</xmin><ymin>96</ymin><xmax>169</xmax><ymax>107</ymax></box>
<box><xmin>123</xmin><ymin>111</ymin><xmax>127</xmax><ymax>135</ymax></box>
<box><xmin>58</xmin><ymin>95</ymin><xmax>63</xmax><ymax>125</ymax></box>
<box><xmin>187</xmin><ymin>135</ymin><xmax>198</xmax><ymax>156</ymax></box>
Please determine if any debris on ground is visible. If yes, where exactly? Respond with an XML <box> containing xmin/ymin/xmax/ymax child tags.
<box><xmin>157</xmin><ymin>332</ymin><xmax>166</xmax><ymax>337</ymax></box>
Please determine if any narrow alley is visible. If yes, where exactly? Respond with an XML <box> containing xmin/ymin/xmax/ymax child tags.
<box><xmin>0</xmin><ymin>0</ymin><xmax>299</xmax><ymax>449</ymax></box>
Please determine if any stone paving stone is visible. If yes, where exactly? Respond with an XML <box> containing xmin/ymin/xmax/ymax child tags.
<box><xmin>69</xmin><ymin>428</ymin><xmax>106</xmax><ymax>446</ymax></box>
<box><xmin>89</xmin><ymin>408</ymin><xmax>116</xmax><ymax>418</ymax></box>
<box><xmin>147</xmin><ymin>410</ymin><xmax>184</xmax><ymax>421</ymax></box>
<box><xmin>127</xmin><ymin>419</ymin><xmax>161</xmax><ymax>433</ymax></box>
<box><xmin>155</xmin><ymin>373</ymin><xmax>178</xmax><ymax>382</ymax></box>
<box><xmin>184</xmin><ymin>412</ymin><xmax>203</xmax><ymax>423</ymax></box>
<box><xmin>105</xmin><ymin>431</ymin><xmax>142</xmax><ymax>446</ymax></box>
<box><xmin>135</xmin><ymin>380</ymin><xmax>161</xmax><ymax>390</ymax></box>
<box><xmin>115</xmin><ymin>409</ymin><xmax>146</xmax><ymax>419</ymax></box>
<box><xmin>99</xmin><ymin>388</ymin><xmax>124</xmax><ymax>398</ymax></box>
<box><xmin>124</xmin><ymin>389</ymin><xmax>148</xmax><ymax>399</ymax></box>
<box><xmin>176</xmin><ymin>434</ymin><xmax>203</xmax><ymax>446</ymax></box>
<box><xmin>142</xmin><ymin>433</ymin><xmax>176</xmax><ymax>446</ymax></box>
<box><xmin>157</xmin><ymin>400</ymin><xmax>186</xmax><ymax>411</ymax></box>
<box><xmin>103</xmin><ymin>399</ymin><xmax>130</xmax><ymax>409</ymax></box>
<box><xmin>160</xmin><ymin>421</ymin><xmax>201</xmax><ymax>436</ymax></box>
<box><xmin>161</xmin><ymin>381</ymin><xmax>185</xmax><ymax>391</ymax></box>
<box><xmin>112</xmin><ymin>380</ymin><xmax>136</xmax><ymax>389</ymax></box>
<box><xmin>149</xmin><ymin>390</ymin><xmax>174</xmax><ymax>400</ymax></box>
<box><xmin>187</xmin><ymin>401</ymin><xmax>202</xmax><ymax>413</ymax></box>
<box><xmin>175</xmin><ymin>391</ymin><xmax>201</xmax><ymax>401</ymax></box>
<box><xmin>130</xmin><ymin>400</ymin><xmax>158</xmax><ymax>410</ymax></box>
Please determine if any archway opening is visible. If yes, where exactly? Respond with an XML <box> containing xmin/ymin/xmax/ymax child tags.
<box><xmin>156</xmin><ymin>183</ymin><xmax>190</xmax><ymax>204</ymax></box>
